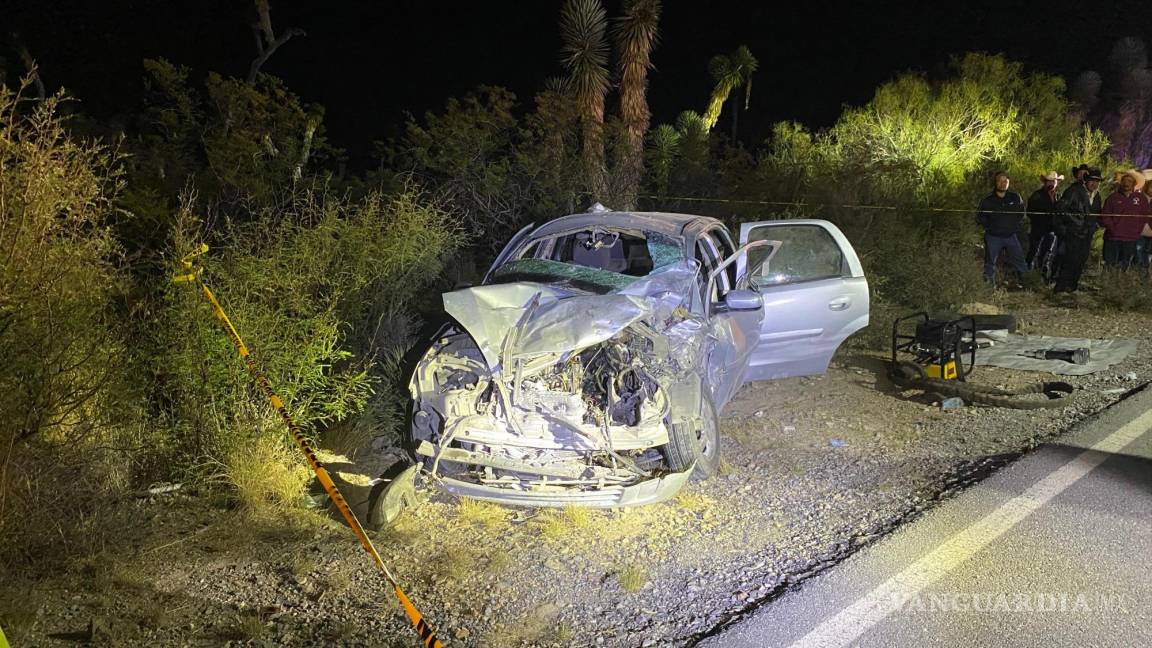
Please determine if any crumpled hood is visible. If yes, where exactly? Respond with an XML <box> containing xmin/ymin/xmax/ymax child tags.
<box><xmin>442</xmin><ymin>282</ymin><xmax>652</xmax><ymax>371</ymax></box>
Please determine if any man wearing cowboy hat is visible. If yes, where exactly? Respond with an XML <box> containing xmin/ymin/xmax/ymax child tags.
<box><xmin>1026</xmin><ymin>171</ymin><xmax>1064</xmax><ymax>271</ymax></box>
<box><xmin>1100</xmin><ymin>168</ymin><xmax>1150</xmax><ymax>268</ymax></box>
<box><xmin>1054</xmin><ymin>168</ymin><xmax>1103</xmax><ymax>293</ymax></box>
<box><xmin>976</xmin><ymin>171</ymin><xmax>1028</xmax><ymax>287</ymax></box>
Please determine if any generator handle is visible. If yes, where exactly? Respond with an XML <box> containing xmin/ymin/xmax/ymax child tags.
<box><xmin>955</xmin><ymin>314</ymin><xmax>977</xmax><ymax>381</ymax></box>
<box><xmin>890</xmin><ymin>311</ymin><xmax>929</xmax><ymax>367</ymax></box>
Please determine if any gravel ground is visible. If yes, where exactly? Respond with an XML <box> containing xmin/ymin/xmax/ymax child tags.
<box><xmin>6</xmin><ymin>298</ymin><xmax>1151</xmax><ymax>647</ymax></box>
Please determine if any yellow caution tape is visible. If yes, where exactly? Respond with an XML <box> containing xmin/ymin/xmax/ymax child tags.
<box><xmin>175</xmin><ymin>245</ymin><xmax>442</xmax><ymax>648</ymax></box>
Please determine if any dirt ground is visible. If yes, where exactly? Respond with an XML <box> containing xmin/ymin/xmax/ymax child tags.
<box><xmin>4</xmin><ymin>293</ymin><xmax>1151</xmax><ymax>647</ymax></box>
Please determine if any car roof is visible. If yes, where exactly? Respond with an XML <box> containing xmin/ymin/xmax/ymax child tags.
<box><xmin>527</xmin><ymin>210</ymin><xmax>724</xmax><ymax>240</ymax></box>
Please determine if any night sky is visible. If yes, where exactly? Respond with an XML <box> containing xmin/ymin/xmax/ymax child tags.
<box><xmin>4</xmin><ymin>0</ymin><xmax>1146</xmax><ymax>164</ymax></box>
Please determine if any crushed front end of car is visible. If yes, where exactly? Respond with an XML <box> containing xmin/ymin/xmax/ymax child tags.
<box><xmin>408</xmin><ymin>260</ymin><xmax>710</xmax><ymax>507</ymax></box>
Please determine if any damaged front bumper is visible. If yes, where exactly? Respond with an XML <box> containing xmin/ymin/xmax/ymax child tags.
<box><xmin>407</xmin><ymin>266</ymin><xmax>708</xmax><ymax>508</ymax></box>
<box><xmin>432</xmin><ymin>467</ymin><xmax>692</xmax><ymax>508</ymax></box>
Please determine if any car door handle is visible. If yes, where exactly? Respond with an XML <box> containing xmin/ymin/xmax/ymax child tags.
<box><xmin>828</xmin><ymin>297</ymin><xmax>851</xmax><ymax>311</ymax></box>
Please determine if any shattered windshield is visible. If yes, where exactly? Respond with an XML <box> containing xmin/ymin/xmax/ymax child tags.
<box><xmin>489</xmin><ymin>228</ymin><xmax>685</xmax><ymax>294</ymax></box>
<box><xmin>490</xmin><ymin>258</ymin><xmax>638</xmax><ymax>294</ymax></box>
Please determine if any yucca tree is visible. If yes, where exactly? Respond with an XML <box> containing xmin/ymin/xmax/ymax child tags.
<box><xmin>535</xmin><ymin>77</ymin><xmax>577</xmax><ymax>178</ymax></box>
<box><xmin>647</xmin><ymin>124</ymin><xmax>679</xmax><ymax>197</ymax></box>
<box><xmin>702</xmin><ymin>45</ymin><xmax>758</xmax><ymax>139</ymax></box>
<box><xmin>560</xmin><ymin>0</ymin><xmax>610</xmax><ymax>201</ymax></box>
<box><xmin>613</xmin><ymin>0</ymin><xmax>661</xmax><ymax>209</ymax></box>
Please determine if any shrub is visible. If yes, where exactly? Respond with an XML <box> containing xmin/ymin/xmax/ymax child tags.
<box><xmin>150</xmin><ymin>187</ymin><xmax>463</xmax><ymax>495</ymax></box>
<box><xmin>212</xmin><ymin>426</ymin><xmax>312</xmax><ymax>517</ymax></box>
<box><xmin>0</xmin><ymin>84</ymin><xmax>142</xmax><ymax>573</ymax></box>
<box><xmin>618</xmin><ymin>564</ymin><xmax>648</xmax><ymax>592</ymax></box>
<box><xmin>1096</xmin><ymin>267</ymin><xmax>1152</xmax><ymax>312</ymax></box>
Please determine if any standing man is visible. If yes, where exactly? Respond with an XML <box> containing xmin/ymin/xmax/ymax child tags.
<box><xmin>976</xmin><ymin>171</ymin><xmax>1028</xmax><ymax>287</ymax></box>
<box><xmin>1140</xmin><ymin>169</ymin><xmax>1152</xmax><ymax>269</ymax></box>
<box><xmin>1100</xmin><ymin>168</ymin><xmax>1150</xmax><ymax>269</ymax></box>
<box><xmin>1054</xmin><ymin>168</ymin><xmax>1103</xmax><ymax>293</ymax></box>
<box><xmin>1026</xmin><ymin>171</ymin><xmax>1064</xmax><ymax>271</ymax></box>
<box><xmin>1071</xmin><ymin>163</ymin><xmax>1091</xmax><ymax>184</ymax></box>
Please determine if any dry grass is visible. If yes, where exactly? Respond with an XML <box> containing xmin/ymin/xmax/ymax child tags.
<box><xmin>487</xmin><ymin>550</ymin><xmax>512</xmax><ymax>574</ymax></box>
<box><xmin>288</xmin><ymin>550</ymin><xmax>317</xmax><ymax>578</ymax></box>
<box><xmin>618</xmin><ymin>564</ymin><xmax>648</xmax><ymax>592</ymax></box>
<box><xmin>0</xmin><ymin>590</ymin><xmax>40</xmax><ymax>642</ymax></box>
<box><xmin>218</xmin><ymin>435</ymin><xmax>312</xmax><ymax>517</ymax></box>
<box><xmin>533</xmin><ymin>505</ymin><xmax>597</xmax><ymax>540</ymax></box>
<box><xmin>716</xmin><ymin>457</ymin><xmax>737</xmax><ymax>477</ymax></box>
<box><xmin>430</xmin><ymin>547</ymin><xmax>476</xmax><ymax>583</ymax></box>
<box><xmin>379</xmin><ymin>509</ymin><xmax>424</xmax><ymax>545</ymax></box>
<box><xmin>218</xmin><ymin>610</ymin><xmax>265</xmax><ymax>641</ymax></box>
<box><xmin>455</xmin><ymin>497</ymin><xmax>509</xmax><ymax>531</ymax></box>
<box><xmin>77</xmin><ymin>554</ymin><xmax>149</xmax><ymax>594</ymax></box>
<box><xmin>321</xmin><ymin>565</ymin><xmax>354</xmax><ymax>594</ymax></box>
<box><xmin>1096</xmin><ymin>267</ymin><xmax>1152</xmax><ymax>312</ymax></box>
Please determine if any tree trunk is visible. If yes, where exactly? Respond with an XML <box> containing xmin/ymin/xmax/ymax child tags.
<box><xmin>614</xmin><ymin>0</ymin><xmax>661</xmax><ymax>210</ymax></box>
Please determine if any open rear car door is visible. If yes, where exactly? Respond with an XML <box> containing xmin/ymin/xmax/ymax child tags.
<box><xmin>735</xmin><ymin>219</ymin><xmax>869</xmax><ymax>381</ymax></box>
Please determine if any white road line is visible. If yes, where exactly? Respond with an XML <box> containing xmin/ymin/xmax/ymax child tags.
<box><xmin>789</xmin><ymin>406</ymin><xmax>1152</xmax><ymax>648</ymax></box>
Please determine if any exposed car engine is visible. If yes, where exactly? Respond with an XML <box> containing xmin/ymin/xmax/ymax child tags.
<box><xmin>410</xmin><ymin>322</ymin><xmax>677</xmax><ymax>500</ymax></box>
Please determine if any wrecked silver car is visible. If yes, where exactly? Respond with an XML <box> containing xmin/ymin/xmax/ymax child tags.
<box><xmin>405</xmin><ymin>208</ymin><xmax>869</xmax><ymax>508</ymax></box>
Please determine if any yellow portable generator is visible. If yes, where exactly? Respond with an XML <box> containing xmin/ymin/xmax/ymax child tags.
<box><xmin>891</xmin><ymin>313</ymin><xmax>977</xmax><ymax>381</ymax></box>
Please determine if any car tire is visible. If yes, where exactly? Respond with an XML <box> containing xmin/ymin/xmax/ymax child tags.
<box><xmin>366</xmin><ymin>461</ymin><xmax>419</xmax><ymax>531</ymax></box>
<box><xmin>662</xmin><ymin>394</ymin><xmax>721</xmax><ymax>479</ymax></box>
<box><xmin>935</xmin><ymin>313</ymin><xmax>1018</xmax><ymax>332</ymax></box>
<box><xmin>965</xmin><ymin>313</ymin><xmax>1017</xmax><ymax>332</ymax></box>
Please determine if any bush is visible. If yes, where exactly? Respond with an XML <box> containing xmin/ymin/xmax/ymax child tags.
<box><xmin>0</xmin><ymin>84</ymin><xmax>143</xmax><ymax>573</ymax></box>
<box><xmin>212</xmin><ymin>423</ymin><xmax>312</xmax><ymax>517</ymax></box>
<box><xmin>1096</xmin><ymin>267</ymin><xmax>1152</xmax><ymax>312</ymax></box>
<box><xmin>150</xmin><ymin>188</ymin><xmax>464</xmax><ymax>491</ymax></box>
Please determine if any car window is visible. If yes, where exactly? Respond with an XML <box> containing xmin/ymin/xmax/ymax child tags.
<box><xmin>521</xmin><ymin>230</ymin><xmax>656</xmax><ymax>277</ymax></box>
<box><xmin>695</xmin><ymin>236</ymin><xmax>723</xmax><ymax>303</ymax></box>
<box><xmin>707</xmin><ymin>228</ymin><xmax>736</xmax><ymax>292</ymax></box>
<box><xmin>746</xmin><ymin>224</ymin><xmax>845</xmax><ymax>286</ymax></box>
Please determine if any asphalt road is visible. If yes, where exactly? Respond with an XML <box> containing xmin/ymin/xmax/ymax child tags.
<box><xmin>700</xmin><ymin>383</ymin><xmax>1152</xmax><ymax>648</ymax></box>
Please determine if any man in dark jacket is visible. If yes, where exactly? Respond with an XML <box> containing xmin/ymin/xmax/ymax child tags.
<box><xmin>976</xmin><ymin>171</ymin><xmax>1028</xmax><ymax>286</ymax></box>
<box><xmin>1053</xmin><ymin>168</ymin><xmax>1103</xmax><ymax>293</ymax></box>
<box><xmin>1026</xmin><ymin>170</ymin><xmax>1064</xmax><ymax>272</ymax></box>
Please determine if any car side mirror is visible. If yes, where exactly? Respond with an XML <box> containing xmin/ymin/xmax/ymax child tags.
<box><xmin>704</xmin><ymin>239</ymin><xmax>772</xmax><ymax>317</ymax></box>
<box><xmin>713</xmin><ymin>289</ymin><xmax>763</xmax><ymax>314</ymax></box>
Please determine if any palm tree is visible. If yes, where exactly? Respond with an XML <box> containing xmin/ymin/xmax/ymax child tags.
<box><xmin>560</xmin><ymin>0</ymin><xmax>610</xmax><ymax>202</ymax></box>
<box><xmin>702</xmin><ymin>45</ymin><xmax>758</xmax><ymax>139</ymax></box>
<box><xmin>613</xmin><ymin>0</ymin><xmax>661</xmax><ymax>209</ymax></box>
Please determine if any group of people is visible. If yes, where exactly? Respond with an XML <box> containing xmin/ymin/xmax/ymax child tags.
<box><xmin>976</xmin><ymin>165</ymin><xmax>1152</xmax><ymax>293</ymax></box>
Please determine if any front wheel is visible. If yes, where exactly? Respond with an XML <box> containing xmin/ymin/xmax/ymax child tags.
<box><xmin>662</xmin><ymin>394</ymin><xmax>721</xmax><ymax>479</ymax></box>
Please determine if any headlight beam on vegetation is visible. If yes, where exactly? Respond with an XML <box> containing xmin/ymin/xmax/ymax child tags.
<box><xmin>174</xmin><ymin>243</ymin><xmax>443</xmax><ymax>648</ymax></box>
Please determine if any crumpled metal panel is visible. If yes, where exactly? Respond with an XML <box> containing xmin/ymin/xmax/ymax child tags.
<box><xmin>442</xmin><ymin>283</ymin><xmax>567</xmax><ymax>369</ymax></box>
<box><xmin>619</xmin><ymin>262</ymin><xmax>698</xmax><ymax>319</ymax></box>
<box><xmin>513</xmin><ymin>294</ymin><xmax>652</xmax><ymax>358</ymax></box>
<box><xmin>444</xmin><ymin>261</ymin><xmax>701</xmax><ymax>372</ymax></box>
